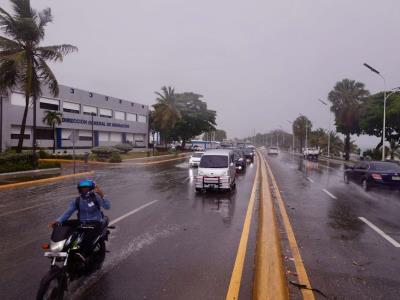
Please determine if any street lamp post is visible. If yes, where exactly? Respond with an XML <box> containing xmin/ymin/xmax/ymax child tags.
<box><xmin>363</xmin><ymin>63</ymin><xmax>388</xmax><ymax>161</ymax></box>
<box><xmin>91</xmin><ymin>113</ymin><xmax>95</xmax><ymax>148</ymax></box>
<box><xmin>318</xmin><ymin>99</ymin><xmax>331</xmax><ymax>159</ymax></box>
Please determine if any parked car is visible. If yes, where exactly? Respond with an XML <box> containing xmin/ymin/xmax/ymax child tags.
<box><xmin>195</xmin><ymin>149</ymin><xmax>236</xmax><ymax>192</ymax></box>
<box><xmin>233</xmin><ymin>148</ymin><xmax>246</xmax><ymax>172</ymax></box>
<box><xmin>243</xmin><ymin>147</ymin><xmax>254</xmax><ymax>163</ymax></box>
<box><xmin>344</xmin><ymin>161</ymin><xmax>400</xmax><ymax>192</ymax></box>
<box><xmin>268</xmin><ymin>146</ymin><xmax>280</xmax><ymax>155</ymax></box>
<box><xmin>192</xmin><ymin>145</ymin><xmax>203</xmax><ymax>151</ymax></box>
<box><xmin>189</xmin><ymin>151</ymin><xmax>204</xmax><ymax>167</ymax></box>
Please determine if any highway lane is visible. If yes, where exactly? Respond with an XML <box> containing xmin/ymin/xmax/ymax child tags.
<box><xmin>0</xmin><ymin>158</ymin><xmax>258</xmax><ymax>299</ymax></box>
<box><xmin>264</xmin><ymin>151</ymin><xmax>400</xmax><ymax>300</ymax></box>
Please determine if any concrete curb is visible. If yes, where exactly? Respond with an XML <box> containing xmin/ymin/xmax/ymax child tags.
<box><xmin>39</xmin><ymin>158</ymin><xmax>112</xmax><ymax>165</ymax></box>
<box><xmin>0</xmin><ymin>168</ymin><xmax>61</xmax><ymax>180</ymax></box>
<box><xmin>0</xmin><ymin>171</ymin><xmax>94</xmax><ymax>190</ymax></box>
<box><xmin>253</xmin><ymin>152</ymin><xmax>289</xmax><ymax>300</ymax></box>
<box><xmin>122</xmin><ymin>152</ymin><xmax>190</xmax><ymax>163</ymax></box>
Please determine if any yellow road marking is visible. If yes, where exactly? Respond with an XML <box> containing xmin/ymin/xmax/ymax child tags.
<box><xmin>226</xmin><ymin>156</ymin><xmax>260</xmax><ymax>300</ymax></box>
<box><xmin>261</xmin><ymin>155</ymin><xmax>315</xmax><ymax>300</ymax></box>
<box><xmin>0</xmin><ymin>171</ymin><xmax>94</xmax><ymax>191</ymax></box>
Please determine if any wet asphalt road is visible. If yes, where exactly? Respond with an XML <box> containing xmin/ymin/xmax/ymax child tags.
<box><xmin>263</xmin><ymin>151</ymin><xmax>400</xmax><ymax>300</ymax></box>
<box><xmin>0</xmin><ymin>158</ymin><xmax>258</xmax><ymax>300</ymax></box>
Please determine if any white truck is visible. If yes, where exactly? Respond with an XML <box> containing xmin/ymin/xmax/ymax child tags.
<box><xmin>303</xmin><ymin>147</ymin><xmax>320</xmax><ymax>160</ymax></box>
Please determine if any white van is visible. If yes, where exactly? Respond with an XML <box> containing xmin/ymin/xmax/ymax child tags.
<box><xmin>195</xmin><ymin>149</ymin><xmax>237</xmax><ymax>192</ymax></box>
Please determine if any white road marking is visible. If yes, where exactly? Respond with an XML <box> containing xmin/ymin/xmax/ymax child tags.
<box><xmin>183</xmin><ymin>176</ymin><xmax>191</xmax><ymax>183</ymax></box>
<box><xmin>109</xmin><ymin>200</ymin><xmax>159</xmax><ymax>225</ymax></box>
<box><xmin>306</xmin><ymin>177</ymin><xmax>314</xmax><ymax>183</ymax></box>
<box><xmin>358</xmin><ymin>217</ymin><xmax>400</xmax><ymax>248</ymax></box>
<box><xmin>322</xmin><ymin>189</ymin><xmax>338</xmax><ymax>199</ymax></box>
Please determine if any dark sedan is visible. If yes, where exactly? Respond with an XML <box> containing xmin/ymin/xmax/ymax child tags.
<box><xmin>243</xmin><ymin>148</ymin><xmax>254</xmax><ymax>163</ymax></box>
<box><xmin>344</xmin><ymin>161</ymin><xmax>400</xmax><ymax>192</ymax></box>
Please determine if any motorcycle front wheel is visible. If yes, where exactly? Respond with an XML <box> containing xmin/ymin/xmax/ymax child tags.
<box><xmin>36</xmin><ymin>266</ymin><xmax>66</xmax><ymax>300</ymax></box>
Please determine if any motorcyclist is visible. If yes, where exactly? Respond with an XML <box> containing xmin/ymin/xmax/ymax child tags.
<box><xmin>49</xmin><ymin>179</ymin><xmax>110</xmax><ymax>258</ymax></box>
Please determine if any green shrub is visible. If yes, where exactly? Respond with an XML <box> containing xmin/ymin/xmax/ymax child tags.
<box><xmin>109</xmin><ymin>151</ymin><xmax>122</xmax><ymax>163</ymax></box>
<box><xmin>0</xmin><ymin>152</ymin><xmax>38</xmax><ymax>173</ymax></box>
<box><xmin>91</xmin><ymin>146</ymin><xmax>118</xmax><ymax>158</ymax></box>
<box><xmin>114</xmin><ymin>143</ymin><xmax>133</xmax><ymax>154</ymax></box>
<box><xmin>38</xmin><ymin>149</ymin><xmax>49</xmax><ymax>158</ymax></box>
<box><xmin>363</xmin><ymin>148</ymin><xmax>382</xmax><ymax>160</ymax></box>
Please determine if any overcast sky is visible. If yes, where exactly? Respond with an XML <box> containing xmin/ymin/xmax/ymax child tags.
<box><xmin>3</xmin><ymin>0</ymin><xmax>400</xmax><ymax>148</ymax></box>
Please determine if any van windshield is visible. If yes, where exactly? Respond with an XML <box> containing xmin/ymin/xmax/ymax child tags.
<box><xmin>192</xmin><ymin>152</ymin><xmax>203</xmax><ymax>158</ymax></box>
<box><xmin>199</xmin><ymin>155</ymin><xmax>228</xmax><ymax>168</ymax></box>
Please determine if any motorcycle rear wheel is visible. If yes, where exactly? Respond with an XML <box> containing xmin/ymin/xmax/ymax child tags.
<box><xmin>36</xmin><ymin>266</ymin><xmax>66</xmax><ymax>300</ymax></box>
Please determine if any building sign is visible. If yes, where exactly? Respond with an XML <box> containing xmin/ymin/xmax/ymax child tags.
<box><xmin>62</xmin><ymin>117</ymin><xmax>129</xmax><ymax>128</ymax></box>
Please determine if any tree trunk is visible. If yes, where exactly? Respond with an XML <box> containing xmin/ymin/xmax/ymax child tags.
<box><xmin>344</xmin><ymin>133</ymin><xmax>350</xmax><ymax>161</ymax></box>
<box><xmin>16</xmin><ymin>94</ymin><xmax>30</xmax><ymax>153</ymax></box>
<box><xmin>53</xmin><ymin>125</ymin><xmax>56</xmax><ymax>154</ymax></box>
<box><xmin>181</xmin><ymin>139</ymin><xmax>186</xmax><ymax>149</ymax></box>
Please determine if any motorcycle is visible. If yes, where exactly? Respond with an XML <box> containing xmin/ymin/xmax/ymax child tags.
<box><xmin>36</xmin><ymin>218</ymin><xmax>114</xmax><ymax>300</ymax></box>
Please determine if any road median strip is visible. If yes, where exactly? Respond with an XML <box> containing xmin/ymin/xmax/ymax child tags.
<box><xmin>0</xmin><ymin>171</ymin><xmax>94</xmax><ymax>190</ymax></box>
<box><xmin>261</xmin><ymin>154</ymin><xmax>315</xmax><ymax>300</ymax></box>
<box><xmin>253</xmin><ymin>152</ymin><xmax>289</xmax><ymax>300</ymax></box>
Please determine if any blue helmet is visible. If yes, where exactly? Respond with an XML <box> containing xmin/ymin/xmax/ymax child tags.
<box><xmin>77</xmin><ymin>179</ymin><xmax>95</xmax><ymax>191</ymax></box>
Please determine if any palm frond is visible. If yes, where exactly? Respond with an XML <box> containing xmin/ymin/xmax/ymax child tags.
<box><xmin>35</xmin><ymin>58</ymin><xmax>59</xmax><ymax>96</ymax></box>
<box><xmin>36</xmin><ymin>44</ymin><xmax>78</xmax><ymax>62</ymax></box>
<box><xmin>11</xmin><ymin>0</ymin><xmax>36</xmax><ymax>19</ymax></box>
<box><xmin>0</xmin><ymin>35</ymin><xmax>22</xmax><ymax>50</ymax></box>
<box><xmin>37</xmin><ymin>8</ymin><xmax>52</xmax><ymax>39</ymax></box>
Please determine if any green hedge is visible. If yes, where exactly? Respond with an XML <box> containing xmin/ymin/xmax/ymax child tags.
<box><xmin>113</xmin><ymin>143</ymin><xmax>133</xmax><ymax>154</ymax></box>
<box><xmin>91</xmin><ymin>146</ymin><xmax>118</xmax><ymax>158</ymax></box>
<box><xmin>0</xmin><ymin>152</ymin><xmax>37</xmax><ymax>173</ymax></box>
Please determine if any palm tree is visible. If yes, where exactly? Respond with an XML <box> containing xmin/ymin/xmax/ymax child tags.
<box><xmin>153</xmin><ymin>86</ymin><xmax>181</xmax><ymax>146</ymax></box>
<box><xmin>293</xmin><ymin>115</ymin><xmax>312</xmax><ymax>153</ymax></box>
<box><xmin>42</xmin><ymin>110</ymin><xmax>62</xmax><ymax>153</ymax></box>
<box><xmin>328</xmin><ymin>79</ymin><xmax>369</xmax><ymax>160</ymax></box>
<box><xmin>0</xmin><ymin>0</ymin><xmax>77</xmax><ymax>153</ymax></box>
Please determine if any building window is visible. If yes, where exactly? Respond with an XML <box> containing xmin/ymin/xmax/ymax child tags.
<box><xmin>79</xmin><ymin>130</ymin><xmax>92</xmax><ymax>141</ymax></box>
<box><xmin>126</xmin><ymin>113</ymin><xmax>137</xmax><ymax>122</ymax></box>
<box><xmin>70</xmin><ymin>88</ymin><xmax>74</xmax><ymax>94</ymax></box>
<box><xmin>99</xmin><ymin>132</ymin><xmax>109</xmax><ymax>142</ymax></box>
<box><xmin>119</xmin><ymin>99</ymin><xmax>122</xmax><ymax>104</ymax></box>
<box><xmin>114</xmin><ymin>111</ymin><xmax>125</xmax><ymax>120</ymax></box>
<box><xmin>40</xmin><ymin>98</ymin><xmax>60</xmax><ymax>111</ymax></box>
<box><xmin>36</xmin><ymin>128</ymin><xmax>54</xmax><ymax>140</ymax></box>
<box><xmin>99</xmin><ymin>108</ymin><xmax>112</xmax><ymax>118</ymax></box>
<box><xmin>89</xmin><ymin>92</ymin><xmax>93</xmax><ymax>97</ymax></box>
<box><xmin>137</xmin><ymin>115</ymin><xmax>147</xmax><ymax>123</ymax></box>
<box><xmin>131</xmin><ymin>103</ymin><xmax>134</xmax><ymax>107</ymax></box>
<box><xmin>142</xmin><ymin>105</ymin><xmax>144</xmax><ymax>109</ymax></box>
<box><xmin>83</xmin><ymin>105</ymin><xmax>97</xmax><ymax>116</ymax></box>
<box><xmin>11</xmin><ymin>134</ymin><xmax>30</xmax><ymax>140</ymax></box>
<box><xmin>79</xmin><ymin>136</ymin><xmax>92</xmax><ymax>141</ymax></box>
<box><xmin>61</xmin><ymin>129</ymin><xmax>73</xmax><ymax>140</ymax></box>
<box><xmin>110</xmin><ymin>132</ymin><xmax>122</xmax><ymax>142</ymax></box>
<box><xmin>105</xmin><ymin>96</ymin><xmax>109</xmax><ymax>101</ymax></box>
<box><xmin>11</xmin><ymin>93</ymin><xmax>32</xmax><ymax>107</ymax></box>
<box><xmin>63</xmin><ymin>101</ymin><xmax>80</xmax><ymax>114</ymax></box>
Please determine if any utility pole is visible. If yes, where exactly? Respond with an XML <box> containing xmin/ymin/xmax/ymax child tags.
<box><xmin>91</xmin><ymin>113</ymin><xmax>95</xmax><ymax>148</ymax></box>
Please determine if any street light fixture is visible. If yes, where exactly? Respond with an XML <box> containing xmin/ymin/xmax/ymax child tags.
<box><xmin>363</xmin><ymin>63</ymin><xmax>388</xmax><ymax>161</ymax></box>
<box><xmin>317</xmin><ymin>98</ymin><xmax>331</xmax><ymax>159</ymax></box>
